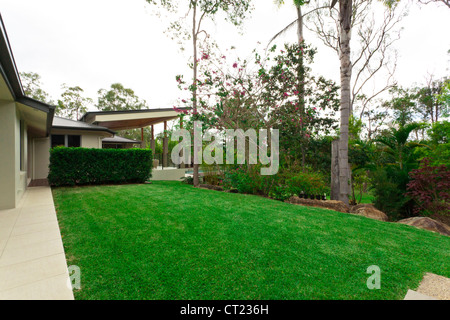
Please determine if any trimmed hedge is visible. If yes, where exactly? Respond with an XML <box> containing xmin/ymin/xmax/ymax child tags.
<box><xmin>48</xmin><ymin>147</ymin><xmax>153</xmax><ymax>186</ymax></box>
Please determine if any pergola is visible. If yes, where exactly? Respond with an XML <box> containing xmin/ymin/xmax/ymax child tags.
<box><xmin>80</xmin><ymin>108</ymin><xmax>189</xmax><ymax>167</ymax></box>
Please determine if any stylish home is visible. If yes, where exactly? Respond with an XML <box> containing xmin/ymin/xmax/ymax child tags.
<box><xmin>0</xmin><ymin>14</ymin><xmax>188</xmax><ymax>210</ymax></box>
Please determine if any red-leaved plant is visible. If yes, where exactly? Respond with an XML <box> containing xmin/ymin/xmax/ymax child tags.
<box><xmin>406</xmin><ymin>158</ymin><xmax>450</xmax><ymax>216</ymax></box>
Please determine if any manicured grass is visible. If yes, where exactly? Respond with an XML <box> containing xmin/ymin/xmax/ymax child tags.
<box><xmin>52</xmin><ymin>181</ymin><xmax>450</xmax><ymax>300</ymax></box>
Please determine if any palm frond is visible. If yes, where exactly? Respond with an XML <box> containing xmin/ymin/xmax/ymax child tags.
<box><xmin>267</xmin><ymin>18</ymin><xmax>299</xmax><ymax>48</ymax></box>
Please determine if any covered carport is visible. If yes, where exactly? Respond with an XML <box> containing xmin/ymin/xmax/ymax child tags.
<box><xmin>80</xmin><ymin>108</ymin><xmax>189</xmax><ymax>168</ymax></box>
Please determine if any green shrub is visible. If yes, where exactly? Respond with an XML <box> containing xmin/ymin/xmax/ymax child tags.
<box><xmin>223</xmin><ymin>166</ymin><xmax>258</xmax><ymax>194</ymax></box>
<box><xmin>48</xmin><ymin>147</ymin><xmax>153</xmax><ymax>186</ymax></box>
<box><xmin>286</xmin><ymin>171</ymin><xmax>328</xmax><ymax>197</ymax></box>
<box><xmin>181</xmin><ymin>176</ymin><xmax>194</xmax><ymax>185</ymax></box>
<box><xmin>268</xmin><ymin>184</ymin><xmax>293</xmax><ymax>201</ymax></box>
<box><xmin>370</xmin><ymin>166</ymin><xmax>414</xmax><ymax>220</ymax></box>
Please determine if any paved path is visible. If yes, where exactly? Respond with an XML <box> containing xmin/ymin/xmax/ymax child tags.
<box><xmin>0</xmin><ymin>186</ymin><xmax>74</xmax><ymax>300</ymax></box>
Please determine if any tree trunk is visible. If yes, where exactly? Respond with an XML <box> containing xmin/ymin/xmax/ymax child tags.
<box><xmin>192</xmin><ymin>1</ymin><xmax>200</xmax><ymax>187</ymax></box>
<box><xmin>296</xmin><ymin>5</ymin><xmax>306</xmax><ymax>168</ymax></box>
<box><xmin>331</xmin><ymin>139</ymin><xmax>340</xmax><ymax>200</ymax></box>
<box><xmin>338</xmin><ymin>0</ymin><xmax>353</xmax><ymax>205</ymax></box>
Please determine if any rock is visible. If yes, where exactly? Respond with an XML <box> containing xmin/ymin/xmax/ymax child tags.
<box><xmin>197</xmin><ymin>184</ymin><xmax>224</xmax><ymax>192</ymax></box>
<box><xmin>350</xmin><ymin>203</ymin><xmax>376</xmax><ymax>212</ymax></box>
<box><xmin>288</xmin><ymin>196</ymin><xmax>350</xmax><ymax>213</ymax></box>
<box><xmin>349</xmin><ymin>204</ymin><xmax>389</xmax><ymax>222</ymax></box>
<box><xmin>397</xmin><ymin>217</ymin><xmax>450</xmax><ymax>237</ymax></box>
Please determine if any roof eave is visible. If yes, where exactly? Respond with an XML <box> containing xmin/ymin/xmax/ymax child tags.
<box><xmin>0</xmin><ymin>14</ymin><xmax>55</xmax><ymax>136</ymax></box>
<box><xmin>51</xmin><ymin>125</ymin><xmax>116</xmax><ymax>135</ymax></box>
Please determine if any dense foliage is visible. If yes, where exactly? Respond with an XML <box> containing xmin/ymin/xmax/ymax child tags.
<box><xmin>48</xmin><ymin>147</ymin><xmax>153</xmax><ymax>186</ymax></box>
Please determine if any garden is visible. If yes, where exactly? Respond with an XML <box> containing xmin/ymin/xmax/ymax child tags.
<box><xmin>39</xmin><ymin>0</ymin><xmax>450</xmax><ymax>301</ymax></box>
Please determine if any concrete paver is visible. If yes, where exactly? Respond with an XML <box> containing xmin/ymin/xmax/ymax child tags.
<box><xmin>0</xmin><ymin>187</ymin><xmax>73</xmax><ymax>300</ymax></box>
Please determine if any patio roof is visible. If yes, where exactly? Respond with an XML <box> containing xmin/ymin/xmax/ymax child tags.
<box><xmin>102</xmin><ymin>135</ymin><xmax>141</xmax><ymax>144</ymax></box>
<box><xmin>79</xmin><ymin>108</ymin><xmax>189</xmax><ymax>131</ymax></box>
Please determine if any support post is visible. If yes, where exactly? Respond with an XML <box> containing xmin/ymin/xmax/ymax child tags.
<box><xmin>140</xmin><ymin>127</ymin><xmax>145</xmax><ymax>149</ymax></box>
<box><xmin>150</xmin><ymin>125</ymin><xmax>156</xmax><ymax>154</ymax></box>
<box><xmin>179</xmin><ymin>117</ymin><xmax>185</xmax><ymax>169</ymax></box>
<box><xmin>162</xmin><ymin>121</ymin><xmax>168</xmax><ymax>168</ymax></box>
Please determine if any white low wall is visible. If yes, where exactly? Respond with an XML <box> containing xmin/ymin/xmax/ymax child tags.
<box><xmin>150</xmin><ymin>168</ymin><xmax>186</xmax><ymax>181</ymax></box>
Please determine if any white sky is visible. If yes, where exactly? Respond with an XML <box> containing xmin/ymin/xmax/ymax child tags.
<box><xmin>1</xmin><ymin>0</ymin><xmax>449</xmax><ymax>118</ymax></box>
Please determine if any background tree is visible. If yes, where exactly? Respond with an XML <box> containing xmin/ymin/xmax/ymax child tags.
<box><xmin>97</xmin><ymin>83</ymin><xmax>147</xmax><ymax>111</ymax></box>
<box><xmin>418</xmin><ymin>0</ymin><xmax>450</xmax><ymax>8</ymax></box>
<box><xmin>414</xmin><ymin>76</ymin><xmax>450</xmax><ymax>124</ymax></box>
<box><xmin>147</xmin><ymin>0</ymin><xmax>253</xmax><ymax>187</ymax></box>
<box><xmin>19</xmin><ymin>71</ymin><xmax>53</xmax><ymax>104</ymax></box>
<box><xmin>335</xmin><ymin>0</ymin><xmax>353</xmax><ymax>205</ymax></box>
<box><xmin>57</xmin><ymin>84</ymin><xmax>92</xmax><ymax>120</ymax></box>
<box><xmin>306</xmin><ymin>0</ymin><xmax>406</xmax><ymax>137</ymax></box>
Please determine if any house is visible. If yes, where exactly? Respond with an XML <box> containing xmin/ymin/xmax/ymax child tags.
<box><xmin>0</xmin><ymin>14</ymin><xmax>188</xmax><ymax>210</ymax></box>
<box><xmin>0</xmin><ymin>15</ymin><xmax>55</xmax><ymax>209</ymax></box>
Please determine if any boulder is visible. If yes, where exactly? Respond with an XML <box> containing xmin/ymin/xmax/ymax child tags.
<box><xmin>397</xmin><ymin>217</ymin><xmax>450</xmax><ymax>237</ymax></box>
<box><xmin>288</xmin><ymin>196</ymin><xmax>350</xmax><ymax>213</ymax></box>
<box><xmin>352</xmin><ymin>207</ymin><xmax>389</xmax><ymax>222</ymax></box>
<box><xmin>350</xmin><ymin>204</ymin><xmax>389</xmax><ymax>222</ymax></box>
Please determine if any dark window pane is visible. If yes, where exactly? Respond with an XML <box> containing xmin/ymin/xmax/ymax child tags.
<box><xmin>68</xmin><ymin>135</ymin><xmax>81</xmax><ymax>147</ymax></box>
<box><xmin>51</xmin><ymin>135</ymin><xmax>65</xmax><ymax>148</ymax></box>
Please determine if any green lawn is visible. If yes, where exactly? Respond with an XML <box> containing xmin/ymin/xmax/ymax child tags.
<box><xmin>52</xmin><ymin>181</ymin><xmax>450</xmax><ymax>300</ymax></box>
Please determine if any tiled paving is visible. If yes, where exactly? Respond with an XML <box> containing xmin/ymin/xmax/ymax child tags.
<box><xmin>0</xmin><ymin>186</ymin><xmax>73</xmax><ymax>300</ymax></box>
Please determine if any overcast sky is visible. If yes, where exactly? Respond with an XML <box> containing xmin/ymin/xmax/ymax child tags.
<box><xmin>1</xmin><ymin>0</ymin><xmax>449</xmax><ymax>116</ymax></box>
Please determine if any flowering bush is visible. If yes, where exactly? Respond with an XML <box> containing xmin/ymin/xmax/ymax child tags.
<box><xmin>173</xmin><ymin>42</ymin><xmax>340</xmax><ymax>164</ymax></box>
<box><xmin>406</xmin><ymin>158</ymin><xmax>450</xmax><ymax>216</ymax></box>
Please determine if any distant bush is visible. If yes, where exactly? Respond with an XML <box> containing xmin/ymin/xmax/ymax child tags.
<box><xmin>286</xmin><ymin>171</ymin><xmax>328</xmax><ymax>198</ymax></box>
<box><xmin>370</xmin><ymin>166</ymin><xmax>414</xmax><ymax>220</ymax></box>
<box><xmin>222</xmin><ymin>164</ymin><xmax>329</xmax><ymax>201</ymax></box>
<box><xmin>48</xmin><ymin>147</ymin><xmax>153</xmax><ymax>186</ymax></box>
<box><xmin>181</xmin><ymin>176</ymin><xmax>194</xmax><ymax>185</ymax></box>
<box><xmin>407</xmin><ymin>158</ymin><xmax>450</xmax><ymax>216</ymax></box>
<box><xmin>223</xmin><ymin>166</ymin><xmax>259</xmax><ymax>194</ymax></box>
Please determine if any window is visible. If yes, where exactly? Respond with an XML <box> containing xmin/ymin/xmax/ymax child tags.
<box><xmin>67</xmin><ymin>135</ymin><xmax>81</xmax><ymax>147</ymax></box>
<box><xmin>51</xmin><ymin>135</ymin><xmax>65</xmax><ymax>148</ymax></box>
<box><xmin>51</xmin><ymin>135</ymin><xmax>81</xmax><ymax>148</ymax></box>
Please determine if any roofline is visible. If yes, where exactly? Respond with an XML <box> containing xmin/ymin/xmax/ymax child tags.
<box><xmin>0</xmin><ymin>14</ymin><xmax>22</xmax><ymax>100</ymax></box>
<box><xmin>51</xmin><ymin>125</ymin><xmax>116</xmax><ymax>135</ymax></box>
<box><xmin>102</xmin><ymin>137</ymin><xmax>142</xmax><ymax>143</ymax></box>
<box><xmin>0</xmin><ymin>14</ymin><xmax>55</xmax><ymax>136</ymax></box>
<box><xmin>79</xmin><ymin>107</ymin><xmax>190</xmax><ymax>122</ymax></box>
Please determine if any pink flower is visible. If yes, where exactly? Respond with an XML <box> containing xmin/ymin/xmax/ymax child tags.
<box><xmin>233</xmin><ymin>62</ymin><xmax>238</xmax><ymax>68</ymax></box>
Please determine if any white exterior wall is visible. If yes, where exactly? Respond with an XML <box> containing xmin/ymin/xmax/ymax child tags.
<box><xmin>33</xmin><ymin>137</ymin><xmax>51</xmax><ymax>180</ymax></box>
<box><xmin>0</xmin><ymin>101</ymin><xmax>18</xmax><ymax>209</ymax></box>
<box><xmin>0</xmin><ymin>101</ymin><xmax>30</xmax><ymax>209</ymax></box>
<box><xmin>81</xmin><ymin>134</ymin><xmax>102</xmax><ymax>149</ymax></box>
